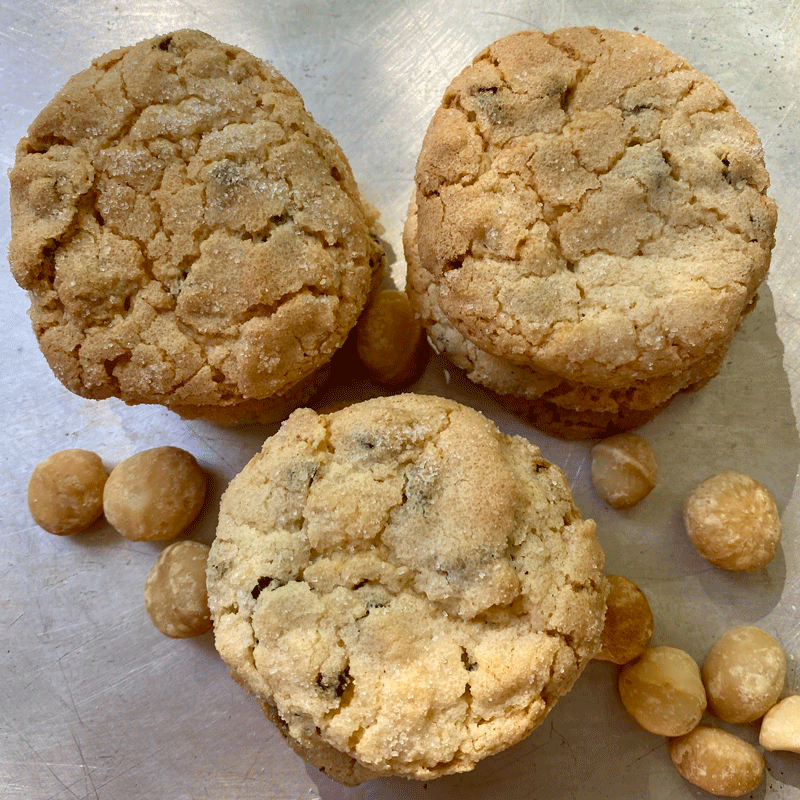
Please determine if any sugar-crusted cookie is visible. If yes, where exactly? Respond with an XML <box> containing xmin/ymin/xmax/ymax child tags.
<box><xmin>9</xmin><ymin>30</ymin><xmax>384</xmax><ymax>423</ymax></box>
<box><xmin>207</xmin><ymin>394</ymin><xmax>607</xmax><ymax>783</ymax></box>
<box><xmin>406</xmin><ymin>27</ymin><xmax>776</xmax><ymax>437</ymax></box>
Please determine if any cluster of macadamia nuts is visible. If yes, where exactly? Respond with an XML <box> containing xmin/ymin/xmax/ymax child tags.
<box><xmin>590</xmin><ymin>432</ymin><xmax>794</xmax><ymax>795</ymax></box>
<box><xmin>28</xmin><ymin>445</ymin><xmax>207</xmax><ymax>541</ymax></box>
<box><xmin>616</xmin><ymin>625</ymin><xmax>797</xmax><ymax>796</ymax></box>
<box><xmin>27</xmin><ymin>445</ymin><xmax>212</xmax><ymax>639</ymax></box>
<box><xmin>564</xmin><ymin>537</ymin><xmax>797</xmax><ymax>797</ymax></box>
<box><xmin>590</xmin><ymin>433</ymin><xmax>783</xmax><ymax>574</ymax></box>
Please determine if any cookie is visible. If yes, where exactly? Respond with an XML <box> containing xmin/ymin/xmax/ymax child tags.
<box><xmin>406</xmin><ymin>27</ymin><xmax>776</xmax><ymax>437</ymax></box>
<box><xmin>207</xmin><ymin>393</ymin><xmax>607</xmax><ymax>783</ymax></box>
<box><xmin>9</xmin><ymin>30</ymin><xmax>384</xmax><ymax>424</ymax></box>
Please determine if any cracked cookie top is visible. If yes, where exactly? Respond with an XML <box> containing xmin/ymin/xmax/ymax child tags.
<box><xmin>413</xmin><ymin>28</ymin><xmax>776</xmax><ymax>388</ymax></box>
<box><xmin>9</xmin><ymin>30</ymin><xmax>383</xmax><ymax>416</ymax></box>
<box><xmin>207</xmin><ymin>394</ymin><xmax>607</xmax><ymax>782</ymax></box>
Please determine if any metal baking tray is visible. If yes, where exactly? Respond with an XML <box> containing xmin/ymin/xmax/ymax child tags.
<box><xmin>2</xmin><ymin>2</ymin><xmax>798</xmax><ymax>797</ymax></box>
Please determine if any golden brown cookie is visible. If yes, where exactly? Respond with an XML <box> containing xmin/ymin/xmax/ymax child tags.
<box><xmin>207</xmin><ymin>394</ymin><xmax>607</xmax><ymax>783</ymax></box>
<box><xmin>406</xmin><ymin>27</ymin><xmax>776</xmax><ymax>437</ymax></box>
<box><xmin>9</xmin><ymin>30</ymin><xmax>384</xmax><ymax>423</ymax></box>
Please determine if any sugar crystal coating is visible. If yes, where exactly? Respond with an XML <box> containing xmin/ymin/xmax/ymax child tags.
<box><xmin>9</xmin><ymin>30</ymin><xmax>383</xmax><ymax>422</ymax></box>
<box><xmin>208</xmin><ymin>394</ymin><xmax>607</xmax><ymax>784</ymax></box>
<box><xmin>406</xmin><ymin>27</ymin><xmax>776</xmax><ymax>438</ymax></box>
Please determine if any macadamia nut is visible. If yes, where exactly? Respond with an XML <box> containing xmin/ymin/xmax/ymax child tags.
<box><xmin>618</xmin><ymin>646</ymin><xmax>706</xmax><ymax>736</ymax></box>
<box><xmin>103</xmin><ymin>446</ymin><xmax>206</xmax><ymax>541</ymax></box>
<box><xmin>683</xmin><ymin>471</ymin><xmax>780</xmax><ymax>571</ymax></box>
<box><xmin>702</xmin><ymin>626</ymin><xmax>786</xmax><ymax>723</ymax></box>
<box><xmin>356</xmin><ymin>289</ymin><xmax>426</xmax><ymax>386</ymax></box>
<box><xmin>144</xmin><ymin>540</ymin><xmax>212</xmax><ymax>638</ymax></box>
<box><xmin>27</xmin><ymin>449</ymin><xmax>108</xmax><ymax>535</ymax></box>
<box><xmin>595</xmin><ymin>574</ymin><xmax>654</xmax><ymax>665</ymax></box>
<box><xmin>759</xmin><ymin>695</ymin><xmax>800</xmax><ymax>753</ymax></box>
<box><xmin>591</xmin><ymin>432</ymin><xmax>657</xmax><ymax>509</ymax></box>
<box><xmin>669</xmin><ymin>726</ymin><xmax>764</xmax><ymax>797</ymax></box>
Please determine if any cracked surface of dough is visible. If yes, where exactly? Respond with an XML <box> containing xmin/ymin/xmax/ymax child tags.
<box><xmin>207</xmin><ymin>394</ymin><xmax>607</xmax><ymax>783</ymax></box>
<box><xmin>405</xmin><ymin>199</ymin><xmax>729</xmax><ymax>438</ymax></box>
<box><xmin>9</xmin><ymin>30</ymin><xmax>383</xmax><ymax>422</ymax></box>
<box><xmin>411</xmin><ymin>27</ymin><xmax>776</xmax><ymax>388</ymax></box>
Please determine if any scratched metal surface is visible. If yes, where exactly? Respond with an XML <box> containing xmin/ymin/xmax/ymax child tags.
<box><xmin>1</xmin><ymin>1</ymin><xmax>799</xmax><ymax>798</ymax></box>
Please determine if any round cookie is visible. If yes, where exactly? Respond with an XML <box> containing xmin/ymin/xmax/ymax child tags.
<box><xmin>207</xmin><ymin>393</ymin><xmax>607</xmax><ymax>784</ymax></box>
<box><xmin>9</xmin><ymin>30</ymin><xmax>384</xmax><ymax>424</ymax></box>
<box><xmin>407</xmin><ymin>27</ymin><xmax>776</xmax><ymax>436</ymax></box>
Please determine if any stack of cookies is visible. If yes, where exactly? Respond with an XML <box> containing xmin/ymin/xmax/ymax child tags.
<box><xmin>207</xmin><ymin>394</ymin><xmax>607</xmax><ymax>784</ymax></box>
<box><xmin>405</xmin><ymin>27</ymin><xmax>777</xmax><ymax>438</ymax></box>
<box><xmin>9</xmin><ymin>30</ymin><xmax>384</xmax><ymax>424</ymax></box>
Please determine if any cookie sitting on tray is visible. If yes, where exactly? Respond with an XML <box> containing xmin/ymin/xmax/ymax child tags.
<box><xmin>405</xmin><ymin>27</ymin><xmax>777</xmax><ymax>438</ymax></box>
<box><xmin>9</xmin><ymin>29</ymin><xmax>384</xmax><ymax>424</ymax></box>
<box><xmin>207</xmin><ymin>393</ymin><xmax>607</xmax><ymax>785</ymax></box>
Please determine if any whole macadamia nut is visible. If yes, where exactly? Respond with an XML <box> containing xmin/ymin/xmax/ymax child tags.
<box><xmin>595</xmin><ymin>574</ymin><xmax>654</xmax><ymax>665</ymax></box>
<box><xmin>702</xmin><ymin>626</ymin><xmax>786</xmax><ymax>723</ymax></box>
<box><xmin>103</xmin><ymin>446</ymin><xmax>206</xmax><ymax>541</ymax></box>
<box><xmin>356</xmin><ymin>289</ymin><xmax>426</xmax><ymax>386</ymax></box>
<box><xmin>144</xmin><ymin>540</ymin><xmax>212</xmax><ymax>638</ymax></box>
<box><xmin>683</xmin><ymin>471</ymin><xmax>780</xmax><ymax>571</ymax></box>
<box><xmin>618</xmin><ymin>646</ymin><xmax>706</xmax><ymax>736</ymax></box>
<box><xmin>759</xmin><ymin>695</ymin><xmax>800</xmax><ymax>754</ymax></box>
<box><xmin>591</xmin><ymin>432</ymin><xmax>657</xmax><ymax>509</ymax></box>
<box><xmin>27</xmin><ymin>449</ymin><xmax>108</xmax><ymax>535</ymax></box>
<box><xmin>669</xmin><ymin>726</ymin><xmax>764</xmax><ymax>797</ymax></box>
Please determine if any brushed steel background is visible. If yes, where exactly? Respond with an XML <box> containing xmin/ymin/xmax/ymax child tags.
<box><xmin>1</xmin><ymin>2</ymin><xmax>798</xmax><ymax>798</ymax></box>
